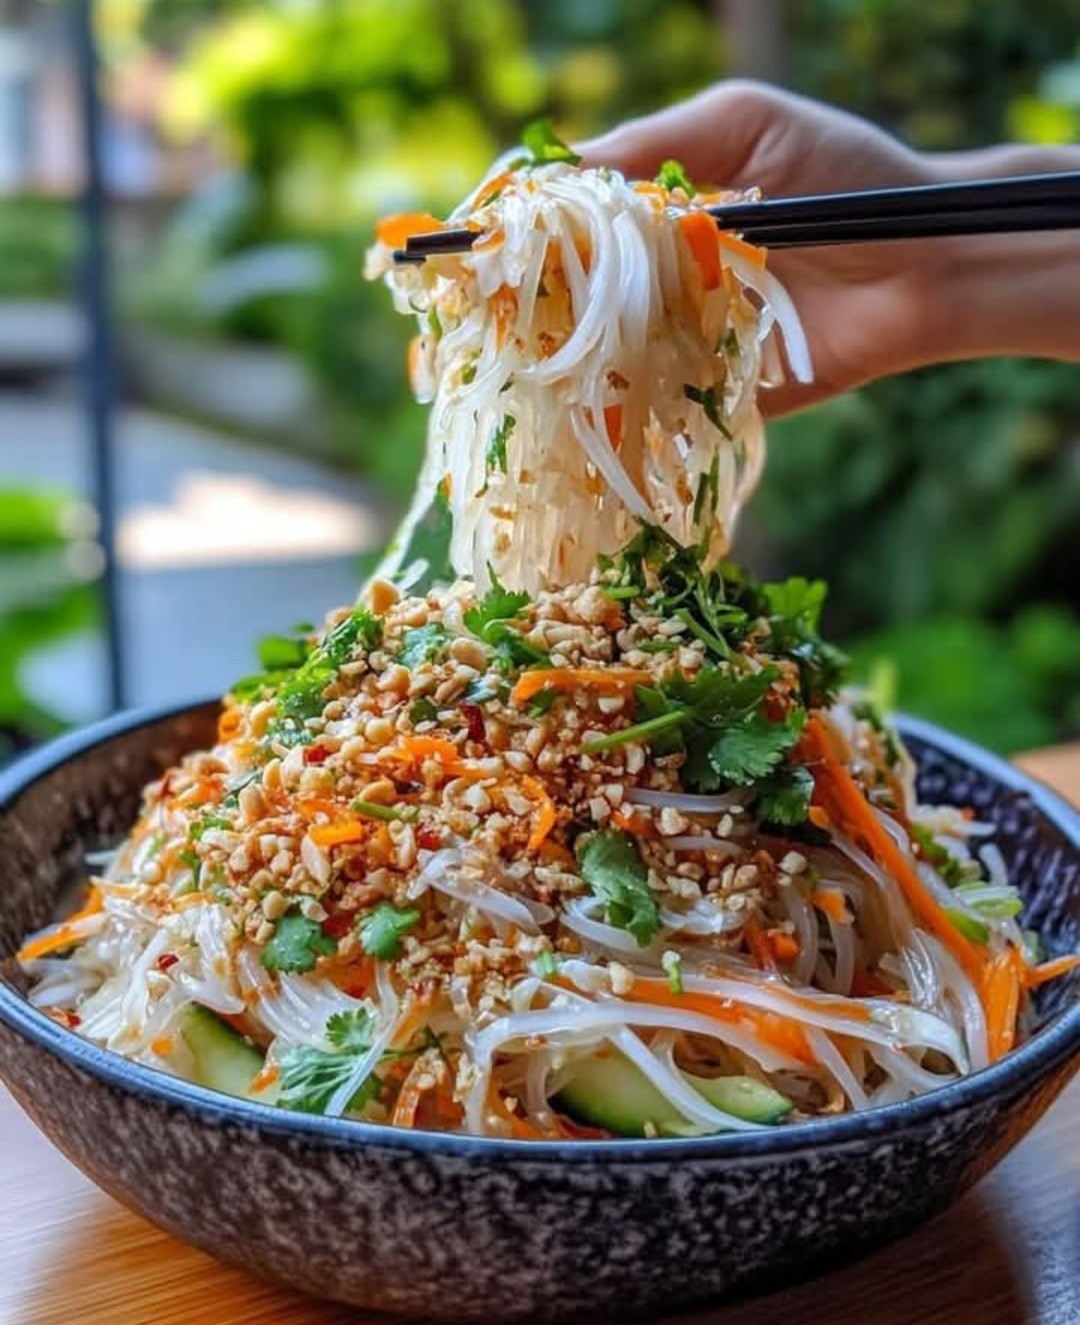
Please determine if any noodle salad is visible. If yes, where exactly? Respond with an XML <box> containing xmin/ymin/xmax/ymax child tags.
<box><xmin>21</xmin><ymin>128</ymin><xmax>1078</xmax><ymax>1139</ymax></box>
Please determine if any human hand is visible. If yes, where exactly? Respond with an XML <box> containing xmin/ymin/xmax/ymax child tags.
<box><xmin>581</xmin><ymin>82</ymin><xmax>1080</xmax><ymax>414</ymax></box>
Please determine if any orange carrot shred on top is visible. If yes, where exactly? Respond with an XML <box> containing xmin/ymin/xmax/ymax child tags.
<box><xmin>295</xmin><ymin>796</ymin><xmax>343</xmax><ymax>823</ymax></box>
<box><xmin>984</xmin><ymin>947</ymin><xmax>1023</xmax><ymax>1062</ymax></box>
<box><xmin>802</xmin><ymin>717</ymin><xmax>987</xmax><ymax>990</ymax></box>
<box><xmin>620</xmin><ymin>975</ymin><xmax>817</xmax><ymax>1066</ymax></box>
<box><xmin>767</xmin><ymin>930</ymin><xmax>801</xmax><ymax>963</ymax></box>
<box><xmin>811</xmin><ymin>888</ymin><xmax>852</xmax><ymax>926</ymax></box>
<box><xmin>250</xmin><ymin>1063</ymin><xmax>280</xmax><ymax>1094</ymax></box>
<box><xmin>743</xmin><ymin>916</ymin><xmax>778</xmax><ymax>973</ymax></box>
<box><xmin>510</xmin><ymin>667</ymin><xmax>653</xmax><ymax>707</ymax></box>
<box><xmin>611</xmin><ymin>806</ymin><xmax>651</xmax><ymax>837</ymax></box>
<box><xmin>16</xmin><ymin>884</ymin><xmax>106</xmax><ymax>963</ymax></box>
<box><xmin>1024</xmin><ymin>952</ymin><xmax>1080</xmax><ymax>988</ymax></box>
<box><xmin>678</xmin><ymin>211</ymin><xmax>722</xmax><ymax>289</ymax></box>
<box><xmin>521</xmin><ymin>776</ymin><xmax>557</xmax><ymax>852</ymax></box>
<box><xmin>603</xmin><ymin>403</ymin><xmax>623</xmax><ymax>450</ymax></box>
<box><xmin>310</xmin><ymin>819</ymin><xmax>367</xmax><ymax>848</ymax></box>
<box><xmin>375</xmin><ymin>212</ymin><xmax>444</xmax><ymax>249</ymax></box>
<box><xmin>149</xmin><ymin>1035</ymin><xmax>175</xmax><ymax>1058</ymax></box>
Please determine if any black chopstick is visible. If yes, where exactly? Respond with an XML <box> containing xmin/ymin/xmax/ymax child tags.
<box><xmin>392</xmin><ymin>170</ymin><xmax>1080</xmax><ymax>263</ymax></box>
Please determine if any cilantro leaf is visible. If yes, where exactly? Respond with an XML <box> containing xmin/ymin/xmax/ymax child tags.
<box><xmin>755</xmin><ymin>764</ymin><xmax>815</xmax><ymax>826</ymax></box>
<box><xmin>487</xmin><ymin>622</ymin><xmax>549</xmax><ymax>674</ymax></box>
<box><xmin>398</xmin><ymin>624</ymin><xmax>449</xmax><ymax>669</ymax></box>
<box><xmin>278</xmin><ymin>1007</ymin><xmax>379</xmax><ymax>1115</ymax></box>
<box><xmin>577</xmin><ymin>830</ymin><xmax>660</xmax><ymax>947</ymax></box>
<box><xmin>409</xmin><ymin>696</ymin><xmax>439</xmax><ymax>725</ymax></box>
<box><xmin>359</xmin><ymin>902</ymin><xmax>420</xmax><ymax>960</ymax></box>
<box><xmin>464</xmin><ymin>570</ymin><xmax>531</xmax><ymax>637</ymax></box>
<box><xmin>655</xmin><ymin>159</ymin><xmax>696</xmax><ymax>195</ymax></box>
<box><xmin>269</xmin><ymin>608</ymin><xmax>383</xmax><ymax>746</ymax></box>
<box><xmin>261</xmin><ymin>910</ymin><xmax>337</xmax><ymax>974</ymax></box>
<box><xmin>521</xmin><ymin>117</ymin><xmax>581</xmax><ymax>166</ymax></box>
<box><xmin>486</xmin><ymin>415</ymin><xmax>515</xmax><ymax>478</ymax></box>
<box><xmin>707</xmin><ymin>708</ymin><xmax>806</xmax><ymax>785</ymax></box>
<box><xmin>684</xmin><ymin>384</ymin><xmax>733</xmax><ymax>439</ymax></box>
<box><xmin>326</xmin><ymin>1008</ymin><xmax>376</xmax><ymax>1052</ymax></box>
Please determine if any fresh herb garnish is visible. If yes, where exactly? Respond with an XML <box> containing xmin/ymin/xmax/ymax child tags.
<box><xmin>912</xmin><ymin>825</ymin><xmax>965</xmax><ymax>887</ymax></box>
<box><xmin>486</xmin><ymin>414</ymin><xmax>515</xmax><ymax>478</ymax></box>
<box><xmin>520</xmin><ymin>117</ymin><xmax>581</xmax><ymax>166</ymax></box>
<box><xmin>189</xmin><ymin>813</ymin><xmax>232</xmax><ymax>842</ymax></box>
<box><xmin>662</xmin><ymin>949</ymin><xmax>684</xmax><ymax>994</ymax></box>
<box><xmin>943</xmin><ymin>907</ymin><xmax>990</xmax><ymax>945</ymax></box>
<box><xmin>350</xmin><ymin>800</ymin><xmax>418</xmax><ymax>824</ymax></box>
<box><xmin>277</xmin><ymin>1007</ymin><xmax>381</xmax><ymax>1115</ymax></box>
<box><xmin>705</xmin><ymin>708</ymin><xmax>807</xmax><ymax>786</ymax></box>
<box><xmin>261</xmin><ymin>910</ymin><xmax>337</xmax><ymax>974</ymax></box>
<box><xmin>527</xmin><ymin>688</ymin><xmax>560</xmax><ymax>718</ymax></box>
<box><xmin>178</xmin><ymin>847</ymin><xmax>201</xmax><ymax>886</ymax></box>
<box><xmin>691</xmin><ymin>452</ymin><xmax>721</xmax><ymax>525</ymax></box>
<box><xmin>534</xmin><ymin>948</ymin><xmax>559</xmax><ymax>978</ymax></box>
<box><xmin>409</xmin><ymin>696</ymin><xmax>439</xmax><ymax>725</ymax></box>
<box><xmin>655</xmin><ymin>159</ymin><xmax>696</xmax><ymax>195</ymax></box>
<box><xmin>684</xmin><ymin>384</ymin><xmax>733</xmax><ymax>439</ymax></box>
<box><xmin>359</xmin><ymin>902</ymin><xmax>421</xmax><ymax>960</ymax></box>
<box><xmin>464</xmin><ymin>569</ymin><xmax>548</xmax><ymax>674</ymax></box>
<box><xmin>754</xmin><ymin>764</ymin><xmax>815</xmax><ymax>827</ymax></box>
<box><xmin>398</xmin><ymin>623</ymin><xmax>449</xmax><ymax>668</ymax></box>
<box><xmin>576</xmin><ymin>829</ymin><xmax>660</xmax><ymax>947</ymax></box>
<box><xmin>268</xmin><ymin>608</ymin><xmax>382</xmax><ymax>747</ymax></box>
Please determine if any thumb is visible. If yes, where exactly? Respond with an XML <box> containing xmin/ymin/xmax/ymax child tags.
<box><xmin>578</xmin><ymin>80</ymin><xmax>787</xmax><ymax>190</ymax></box>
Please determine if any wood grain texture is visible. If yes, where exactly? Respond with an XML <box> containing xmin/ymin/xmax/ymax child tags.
<box><xmin>1</xmin><ymin>745</ymin><xmax>1077</xmax><ymax>1325</ymax></box>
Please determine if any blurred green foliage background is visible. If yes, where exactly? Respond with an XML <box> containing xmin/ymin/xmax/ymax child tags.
<box><xmin>3</xmin><ymin>0</ymin><xmax>1079</xmax><ymax>753</ymax></box>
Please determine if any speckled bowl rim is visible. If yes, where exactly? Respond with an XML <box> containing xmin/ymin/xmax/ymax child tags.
<box><xmin>1</xmin><ymin>700</ymin><xmax>1077</xmax><ymax>1164</ymax></box>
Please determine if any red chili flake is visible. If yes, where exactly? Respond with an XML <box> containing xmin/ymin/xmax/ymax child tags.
<box><xmin>47</xmin><ymin>1009</ymin><xmax>81</xmax><ymax>1029</ymax></box>
<box><xmin>305</xmin><ymin>745</ymin><xmax>330</xmax><ymax>765</ymax></box>
<box><xmin>417</xmin><ymin>825</ymin><xmax>443</xmax><ymax>851</ymax></box>
<box><xmin>461</xmin><ymin>703</ymin><xmax>486</xmax><ymax>745</ymax></box>
<box><xmin>321</xmin><ymin>911</ymin><xmax>354</xmax><ymax>939</ymax></box>
<box><xmin>156</xmin><ymin>953</ymin><xmax>180</xmax><ymax>972</ymax></box>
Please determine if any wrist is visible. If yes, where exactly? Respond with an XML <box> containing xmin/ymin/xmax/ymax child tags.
<box><xmin>910</xmin><ymin>145</ymin><xmax>1080</xmax><ymax>366</ymax></box>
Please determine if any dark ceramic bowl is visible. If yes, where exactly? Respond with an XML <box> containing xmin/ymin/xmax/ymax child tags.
<box><xmin>0</xmin><ymin>702</ymin><xmax>1077</xmax><ymax>1322</ymax></box>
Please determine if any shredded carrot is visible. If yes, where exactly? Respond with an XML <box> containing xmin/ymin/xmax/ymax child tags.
<box><xmin>217</xmin><ymin>707</ymin><xmax>242</xmax><ymax>743</ymax></box>
<box><xmin>621</xmin><ymin>975</ymin><xmax>816</xmax><ymax>1066</ymax></box>
<box><xmin>375</xmin><ymin>212</ymin><xmax>443</xmax><ymax>249</ymax></box>
<box><xmin>473</xmin><ymin>171</ymin><xmax>514</xmax><ymax>206</ymax></box>
<box><xmin>1025</xmin><ymin>952</ymin><xmax>1080</xmax><ymax>988</ymax></box>
<box><xmin>407</xmin><ymin>334</ymin><xmax>423</xmax><ymax>389</ymax></box>
<box><xmin>250</xmin><ymin>1063</ymin><xmax>280</xmax><ymax>1094</ymax></box>
<box><xmin>767</xmin><ymin>930</ymin><xmax>801</xmax><ymax>963</ymax></box>
<box><xmin>149</xmin><ymin>1035</ymin><xmax>175</xmax><ymax>1058</ymax></box>
<box><xmin>521</xmin><ymin>776</ymin><xmax>557</xmax><ymax>851</ymax></box>
<box><xmin>295</xmin><ymin>797</ymin><xmax>342</xmax><ymax>823</ymax></box>
<box><xmin>679</xmin><ymin>211</ymin><xmax>722</xmax><ymax>289</ymax></box>
<box><xmin>17</xmin><ymin>885</ymin><xmax>105</xmax><ymax>962</ymax></box>
<box><xmin>489</xmin><ymin>1087</ymin><xmax>545</xmax><ymax>1140</ymax></box>
<box><xmin>172</xmin><ymin>891</ymin><xmax>212</xmax><ymax>911</ymax></box>
<box><xmin>802</xmin><ymin>717</ymin><xmax>986</xmax><ymax>988</ymax></box>
<box><xmin>611</xmin><ymin>806</ymin><xmax>651</xmax><ymax>836</ymax></box>
<box><xmin>387</xmin><ymin>735</ymin><xmax>467</xmax><ymax>777</ymax></box>
<box><xmin>538</xmin><ymin>839</ymin><xmax>575</xmax><ymax>867</ymax></box>
<box><xmin>511</xmin><ymin>667</ymin><xmax>652</xmax><ymax>706</ymax></box>
<box><xmin>603</xmin><ymin>403</ymin><xmax>623</xmax><ymax>449</ymax></box>
<box><xmin>391</xmin><ymin>1059</ymin><xmax>430</xmax><ymax>1128</ymax></box>
<box><xmin>985</xmin><ymin>947</ymin><xmax>1023</xmax><ymax>1062</ymax></box>
<box><xmin>310</xmin><ymin>819</ymin><xmax>367</xmax><ymax>848</ymax></box>
<box><xmin>743</xmin><ymin>916</ymin><xmax>778</xmax><ymax>972</ymax></box>
<box><xmin>715</xmin><ymin>229</ymin><xmax>768</xmax><ymax>267</ymax></box>
<box><xmin>811</xmin><ymin>888</ymin><xmax>852</xmax><ymax>926</ymax></box>
<box><xmin>808</xmin><ymin>805</ymin><xmax>830</xmax><ymax>831</ymax></box>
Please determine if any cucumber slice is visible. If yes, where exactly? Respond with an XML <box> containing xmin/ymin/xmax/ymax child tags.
<box><xmin>554</xmin><ymin>1050</ymin><xmax>792</xmax><ymax>1136</ymax></box>
<box><xmin>179</xmin><ymin>1005</ymin><xmax>278</xmax><ymax>1104</ymax></box>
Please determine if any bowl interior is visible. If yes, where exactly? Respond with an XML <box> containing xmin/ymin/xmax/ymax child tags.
<box><xmin>1</xmin><ymin>705</ymin><xmax>1077</xmax><ymax>1033</ymax></box>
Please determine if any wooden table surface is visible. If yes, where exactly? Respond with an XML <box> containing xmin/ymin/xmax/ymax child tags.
<box><xmin>2</xmin><ymin>747</ymin><xmax>1077</xmax><ymax>1325</ymax></box>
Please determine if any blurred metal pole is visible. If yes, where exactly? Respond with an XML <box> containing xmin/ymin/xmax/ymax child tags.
<box><xmin>72</xmin><ymin>0</ymin><xmax>125</xmax><ymax>710</ymax></box>
<box><xmin>720</xmin><ymin>0</ymin><xmax>787</xmax><ymax>84</ymax></box>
